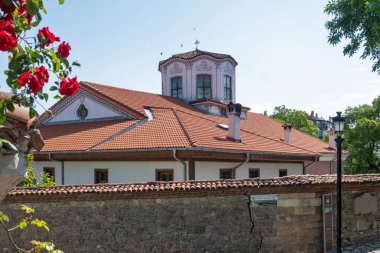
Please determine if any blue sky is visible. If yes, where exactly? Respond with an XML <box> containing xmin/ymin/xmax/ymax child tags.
<box><xmin>1</xmin><ymin>0</ymin><xmax>379</xmax><ymax>118</ymax></box>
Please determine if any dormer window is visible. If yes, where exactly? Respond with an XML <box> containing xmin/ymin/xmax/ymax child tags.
<box><xmin>197</xmin><ymin>74</ymin><xmax>212</xmax><ymax>99</ymax></box>
<box><xmin>171</xmin><ymin>77</ymin><xmax>183</xmax><ymax>98</ymax></box>
<box><xmin>224</xmin><ymin>75</ymin><xmax>232</xmax><ymax>100</ymax></box>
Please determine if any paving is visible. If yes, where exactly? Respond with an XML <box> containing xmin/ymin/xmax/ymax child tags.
<box><xmin>341</xmin><ymin>241</ymin><xmax>380</xmax><ymax>253</ymax></box>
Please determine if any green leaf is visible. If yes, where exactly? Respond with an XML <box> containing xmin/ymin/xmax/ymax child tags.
<box><xmin>54</xmin><ymin>95</ymin><xmax>62</xmax><ymax>100</ymax></box>
<box><xmin>59</xmin><ymin>0</ymin><xmax>64</xmax><ymax>4</ymax></box>
<box><xmin>0</xmin><ymin>214</ymin><xmax>9</xmax><ymax>223</ymax></box>
<box><xmin>6</xmin><ymin>101</ymin><xmax>15</xmax><ymax>112</ymax></box>
<box><xmin>25</xmin><ymin>0</ymin><xmax>39</xmax><ymax>15</ymax></box>
<box><xmin>43</xmin><ymin>93</ymin><xmax>49</xmax><ymax>102</ymax></box>
<box><xmin>50</xmin><ymin>86</ymin><xmax>58</xmax><ymax>91</ymax></box>
<box><xmin>61</xmin><ymin>58</ymin><xmax>69</xmax><ymax>68</ymax></box>
<box><xmin>29</xmin><ymin>107</ymin><xmax>38</xmax><ymax>118</ymax></box>
<box><xmin>21</xmin><ymin>205</ymin><xmax>35</xmax><ymax>214</ymax></box>
<box><xmin>72</xmin><ymin>61</ymin><xmax>81</xmax><ymax>67</ymax></box>
<box><xmin>19</xmin><ymin>220</ymin><xmax>28</xmax><ymax>230</ymax></box>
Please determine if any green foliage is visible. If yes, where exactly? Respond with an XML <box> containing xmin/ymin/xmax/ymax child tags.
<box><xmin>344</xmin><ymin>96</ymin><xmax>380</xmax><ymax>174</ymax></box>
<box><xmin>325</xmin><ymin>0</ymin><xmax>380</xmax><ymax>74</ymax></box>
<box><xmin>17</xmin><ymin>154</ymin><xmax>55</xmax><ymax>187</ymax></box>
<box><xmin>0</xmin><ymin>205</ymin><xmax>63</xmax><ymax>252</ymax></box>
<box><xmin>0</xmin><ymin>0</ymin><xmax>81</xmax><ymax>124</ymax></box>
<box><xmin>270</xmin><ymin>105</ymin><xmax>320</xmax><ymax>137</ymax></box>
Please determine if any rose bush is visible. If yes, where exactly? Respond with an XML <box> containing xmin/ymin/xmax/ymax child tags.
<box><xmin>0</xmin><ymin>0</ymin><xmax>81</xmax><ymax>124</ymax></box>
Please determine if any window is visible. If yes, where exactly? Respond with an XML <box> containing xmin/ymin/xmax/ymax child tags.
<box><xmin>171</xmin><ymin>77</ymin><xmax>183</xmax><ymax>98</ymax></box>
<box><xmin>220</xmin><ymin>169</ymin><xmax>233</xmax><ymax>179</ymax></box>
<box><xmin>156</xmin><ymin>169</ymin><xmax>174</xmax><ymax>181</ymax></box>
<box><xmin>197</xmin><ymin>74</ymin><xmax>212</xmax><ymax>99</ymax></box>
<box><xmin>279</xmin><ymin>169</ymin><xmax>288</xmax><ymax>177</ymax></box>
<box><xmin>94</xmin><ymin>169</ymin><xmax>108</xmax><ymax>184</ymax></box>
<box><xmin>249</xmin><ymin>168</ymin><xmax>260</xmax><ymax>178</ymax></box>
<box><xmin>224</xmin><ymin>75</ymin><xmax>232</xmax><ymax>100</ymax></box>
<box><xmin>220</xmin><ymin>108</ymin><xmax>227</xmax><ymax>117</ymax></box>
<box><xmin>43</xmin><ymin>167</ymin><xmax>55</xmax><ymax>179</ymax></box>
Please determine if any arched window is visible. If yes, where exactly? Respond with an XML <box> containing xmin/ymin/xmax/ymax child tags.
<box><xmin>196</xmin><ymin>74</ymin><xmax>212</xmax><ymax>99</ymax></box>
<box><xmin>224</xmin><ymin>75</ymin><xmax>232</xmax><ymax>100</ymax></box>
<box><xmin>171</xmin><ymin>76</ymin><xmax>183</xmax><ymax>98</ymax></box>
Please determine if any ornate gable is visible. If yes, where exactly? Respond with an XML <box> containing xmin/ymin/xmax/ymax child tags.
<box><xmin>39</xmin><ymin>88</ymin><xmax>134</xmax><ymax>125</ymax></box>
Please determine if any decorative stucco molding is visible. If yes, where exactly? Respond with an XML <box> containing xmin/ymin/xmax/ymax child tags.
<box><xmin>196</xmin><ymin>60</ymin><xmax>212</xmax><ymax>71</ymax></box>
<box><xmin>170</xmin><ymin>63</ymin><xmax>183</xmax><ymax>74</ymax></box>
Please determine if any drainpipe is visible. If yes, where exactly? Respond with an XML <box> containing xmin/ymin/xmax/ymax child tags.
<box><xmin>232</xmin><ymin>152</ymin><xmax>250</xmax><ymax>179</ymax></box>
<box><xmin>173</xmin><ymin>149</ymin><xmax>187</xmax><ymax>180</ymax></box>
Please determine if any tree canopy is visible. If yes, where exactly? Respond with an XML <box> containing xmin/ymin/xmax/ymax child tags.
<box><xmin>344</xmin><ymin>96</ymin><xmax>380</xmax><ymax>173</ymax></box>
<box><xmin>270</xmin><ymin>105</ymin><xmax>320</xmax><ymax>137</ymax></box>
<box><xmin>324</xmin><ymin>0</ymin><xmax>380</xmax><ymax>74</ymax></box>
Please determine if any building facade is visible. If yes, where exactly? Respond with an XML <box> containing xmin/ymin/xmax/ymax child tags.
<box><xmin>33</xmin><ymin>49</ymin><xmax>342</xmax><ymax>185</ymax></box>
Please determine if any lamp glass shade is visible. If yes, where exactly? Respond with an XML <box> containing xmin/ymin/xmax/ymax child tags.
<box><xmin>333</xmin><ymin>120</ymin><xmax>345</xmax><ymax>132</ymax></box>
<box><xmin>332</xmin><ymin>112</ymin><xmax>345</xmax><ymax>133</ymax></box>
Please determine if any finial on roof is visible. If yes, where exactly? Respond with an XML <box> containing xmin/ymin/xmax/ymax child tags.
<box><xmin>195</xmin><ymin>39</ymin><xmax>200</xmax><ymax>50</ymax></box>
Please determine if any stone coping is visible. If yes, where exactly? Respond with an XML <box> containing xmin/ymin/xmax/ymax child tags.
<box><xmin>2</xmin><ymin>174</ymin><xmax>380</xmax><ymax>203</ymax></box>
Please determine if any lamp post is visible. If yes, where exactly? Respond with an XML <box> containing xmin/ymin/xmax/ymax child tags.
<box><xmin>332</xmin><ymin>111</ymin><xmax>345</xmax><ymax>253</ymax></box>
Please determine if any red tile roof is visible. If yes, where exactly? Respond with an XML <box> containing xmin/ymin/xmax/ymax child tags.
<box><xmin>37</xmin><ymin>81</ymin><xmax>336</xmax><ymax>156</ymax></box>
<box><xmin>158</xmin><ymin>49</ymin><xmax>238</xmax><ymax>69</ymax></box>
<box><xmin>7</xmin><ymin>174</ymin><xmax>380</xmax><ymax>197</ymax></box>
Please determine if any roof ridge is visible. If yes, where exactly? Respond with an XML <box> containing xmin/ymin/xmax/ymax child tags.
<box><xmin>174</xmin><ymin>108</ymin><xmax>320</xmax><ymax>155</ymax></box>
<box><xmin>171</xmin><ymin>109</ymin><xmax>197</xmax><ymax>147</ymax></box>
<box><xmin>81</xmin><ymin>82</ymin><xmax>145</xmax><ymax>119</ymax></box>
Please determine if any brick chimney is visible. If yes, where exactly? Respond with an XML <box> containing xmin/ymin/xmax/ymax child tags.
<box><xmin>227</xmin><ymin>102</ymin><xmax>242</xmax><ymax>142</ymax></box>
<box><xmin>329</xmin><ymin>128</ymin><xmax>335</xmax><ymax>149</ymax></box>
<box><xmin>283</xmin><ymin>124</ymin><xmax>292</xmax><ymax>144</ymax></box>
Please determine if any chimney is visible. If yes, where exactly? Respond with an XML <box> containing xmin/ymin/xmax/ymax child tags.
<box><xmin>316</xmin><ymin>113</ymin><xmax>319</xmax><ymax>118</ymax></box>
<box><xmin>328</xmin><ymin>128</ymin><xmax>335</xmax><ymax>149</ymax></box>
<box><xmin>283</xmin><ymin>124</ymin><xmax>292</xmax><ymax>144</ymax></box>
<box><xmin>311</xmin><ymin>110</ymin><xmax>314</xmax><ymax>117</ymax></box>
<box><xmin>227</xmin><ymin>102</ymin><xmax>242</xmax><ymax>142</ymax></box>
<box><xmin>264</xmin><ymin>110</ymin><xmax>267</xmax><ymax>116</ymax></box>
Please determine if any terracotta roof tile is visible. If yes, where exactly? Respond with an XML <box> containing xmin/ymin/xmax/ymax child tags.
<box><xmin>39</xmin><ymin>119</ymin><xmax>139</xmax><ymax>152</ymax></box>
<box><xmin>158</xmin><ymin>49</ymin><xmax>238</xmax><ymax>69</ymax></box>
<box><xmin>37</xmin><ymin>82</ymin><xmax>338</xmax><ymax>156</ymax></box>
<box><xmin>7</xmin><ymin>174</ymin><xmax>380</xmax><ymax>197</ymax></box>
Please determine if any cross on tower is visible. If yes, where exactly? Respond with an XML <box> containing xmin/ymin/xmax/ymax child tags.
<box><xmin>195</xmin><ymin>39</ymin><xmax>200</xmax><ymax>49</ymax></box>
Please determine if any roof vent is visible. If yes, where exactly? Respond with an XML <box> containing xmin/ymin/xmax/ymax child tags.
<box><xmin>217</xmin><ymin>123</ymin><xmax>229</xmax><ymax>130</ymax></box>
<box><xmin>144</xmin><ymin>108</ymin><xmax>154</xmax><ymax>121</ymax></box>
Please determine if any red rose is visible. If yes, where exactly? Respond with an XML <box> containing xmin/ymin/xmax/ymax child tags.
<box><xmin>18</xmin><ymin>72</ymin><xmax>31</xmax><ymax>86</ymax></box>
<box><xmin>0</xmin><ymin>1</ymin><xmax>16</xmax><ymax>16</ymax></box>
<box><xmin>0</xmin><ymin>20</ymin><xmax>17</xmax><ymax>51</ymax></box>
<box><xmin>38</xmin><ymin>27</ymin><xmax>60</xmax><ymax>48</ymax></box>
<box><xmin>17</xmin><ymin>66</ymin><xmax>49</xmax><ymax>93</ymax></box>
<box><xmin>59</xmin><ymin>76</ymin><xmax>80</xmax><ymax>96</ymax></box>
<box><xmin>58</xmin><ymin>42</ymin><xmax>71</xmax><ymax>58</ymax></box>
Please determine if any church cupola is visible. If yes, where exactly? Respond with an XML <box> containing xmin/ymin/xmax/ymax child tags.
<box><xmin>158</xmin><ymin>47</ymin><xmax>238</xmax><ymax>103</ymax></box>
<box><xmin>158</xmin><ymin>45</ymin><xmax>249</xmax><ymax>118</ymax></box>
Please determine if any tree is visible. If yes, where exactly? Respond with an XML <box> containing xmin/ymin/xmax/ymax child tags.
<box><xmin>270</xmin><ymin>105</ymin><xmax>320</xmax><ymax>137</ymax></box>
<box><xmin>344</xmin><ymin>96</ymin><xmax>380</xmax><ymax>173</ymax></box>
<box><xmin>17</xmin><ymin>154</ymin><xmax>55</xmax><ymax>187</ymax></box>
<box><xmin>324</xmin><ymin>0</ymin><xmax>380</xmax><ymax>74</ymax></box>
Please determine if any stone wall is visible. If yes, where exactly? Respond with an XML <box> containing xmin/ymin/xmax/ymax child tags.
<box><xmin>1</xmin><ymin>175</ymin><xmax>380</xmax><ymax>253</ymax></box>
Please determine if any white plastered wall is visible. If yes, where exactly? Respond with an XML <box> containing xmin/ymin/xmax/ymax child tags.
<box><xmin>33</xmin><ymin>161</ymin><xmax>187</xmax><ymax>185</ymax></box>
<box><xmin>195</xmin><ymin>161</ymin><xmax>303</xmax><ymax>180</ymax></box>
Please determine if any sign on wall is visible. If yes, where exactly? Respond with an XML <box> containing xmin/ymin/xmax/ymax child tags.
<box><xmin>250</xmin><ymin>194</ymin><xmax>278</xmax><ymax>205</ymax></box>
<box><xmin>323</xmin><ymin>194</ymin><xmax>334</xmax><ymax>252</ymax></box>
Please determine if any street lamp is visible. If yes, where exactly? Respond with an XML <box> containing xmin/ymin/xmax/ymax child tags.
<box><xmin>332</xmin><ymin>111</ymin><xmax>345</xmax><ymax>253</ymax></box>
